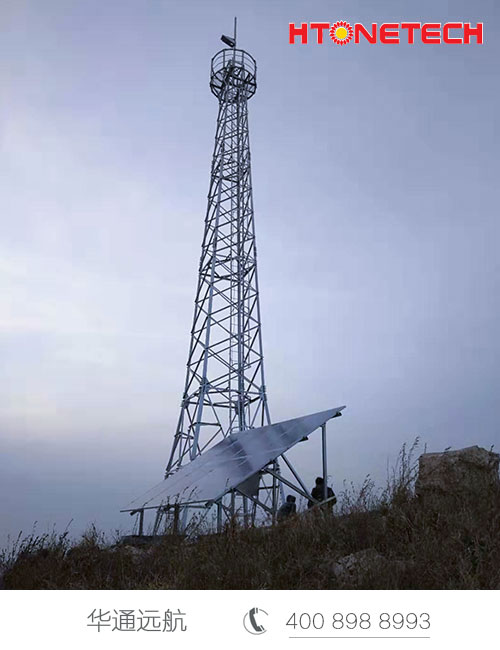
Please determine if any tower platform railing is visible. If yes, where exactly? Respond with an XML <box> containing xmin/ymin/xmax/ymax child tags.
<box><xmin>210</xmin><ymin>48</ymin><xmax>257</xmax><ymax>101</ymax></box>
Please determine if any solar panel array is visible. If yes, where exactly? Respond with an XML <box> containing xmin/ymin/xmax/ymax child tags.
<box><xmin>126</xmin><ymin>406</ymin><xmax>345</xmax><ymax>509</ymax></box>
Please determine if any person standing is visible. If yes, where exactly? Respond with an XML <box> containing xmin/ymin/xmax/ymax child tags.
<box><xmin>307</xmin><ymin>476</ymin><xmax>336</xmax><ymax>510</ymax></box>
<box><xmin>277</xmin><ymin>494</ymin><xmax>297</xmax><ymax>521</ymax></box>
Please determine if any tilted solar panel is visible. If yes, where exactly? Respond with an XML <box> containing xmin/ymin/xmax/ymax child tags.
<box><xmin>125</xmin><ymin>406</ymin><xmax>345</xmax><ymax>510</ymax></box>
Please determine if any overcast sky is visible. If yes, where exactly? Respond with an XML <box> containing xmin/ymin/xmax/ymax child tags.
<box><xmin>1</xmin><ymin>0</ymin><xmax>499</xmax><ymax>546</ymax></box>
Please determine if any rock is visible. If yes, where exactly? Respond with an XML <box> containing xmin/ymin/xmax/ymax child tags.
<box><xmin>108</xmin><ymin>544</ymin><xmax>155</xmax><ymax>562</ymax></box>
<box><xmin>331</xmin><ymin>548</ymin><xmax>387</xmax><ymax>585</ymax></box>
<box><xmin>415</xmin><ymin>446</ymin><xmax>500</xmax><ymax>498</ymax></box>
<box><xmin>119</xmin><ymin>545</ymin><xmax>148</xmax><ymax>561</ymax></box>
<box><xmin>326</xmin><ymin>549</ymin><xmax>413</xmax><ymax>587</ymax></box>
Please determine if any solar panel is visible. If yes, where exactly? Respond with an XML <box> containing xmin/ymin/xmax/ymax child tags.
<box><xmin>125</xmin><ymin>406</ymin><xmax>345</xmax><ymax>510</ymax></box>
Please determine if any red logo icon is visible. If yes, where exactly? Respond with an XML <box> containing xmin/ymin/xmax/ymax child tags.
<box><xmin>329</xmin><ymin>21</ymin><xmax>354</xmax><ymax>45</ymax></box>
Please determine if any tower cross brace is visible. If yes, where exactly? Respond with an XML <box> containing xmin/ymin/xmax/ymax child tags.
<box><xmin>166</xmin><ymin>45</ymin><xmax>270</xmax><ymax>480</ymax></box>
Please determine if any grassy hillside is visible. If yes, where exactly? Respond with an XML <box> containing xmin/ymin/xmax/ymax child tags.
<box><xmin>2</xmin><ymin>442</ymin><xmax>500</xmax><ymax>589</ymax></box>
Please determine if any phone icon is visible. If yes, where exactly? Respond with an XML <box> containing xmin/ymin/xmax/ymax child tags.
<box><xmin>243</xmin><ymin>607</ymin><xmax>268</xmax><ymax>635</ymax></box>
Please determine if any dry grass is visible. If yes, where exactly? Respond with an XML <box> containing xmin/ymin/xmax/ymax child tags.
<box><xmin>2</xmin><ymin>440</ymin><xmax>500</xmax><ymax>590</ymax></box>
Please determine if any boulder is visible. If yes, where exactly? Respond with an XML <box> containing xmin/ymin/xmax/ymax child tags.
<box><xmin>326</xmin><ymin>549</ymin><xmax>414</xmax><ymax>587</ymax></box>
<box><xmin>331</xmin><ymin>548</ymin><xmax>387</xmax><ymax>585</ymax></box>
<box><xmin>117</xmin><ymin>545</ymin><xmax>148</xmax><ymax>562</ymax></box>
<box><xmin>415</xmin><ymin>445</ymin><xmax>500</xmax><ymax>498</ymax></box>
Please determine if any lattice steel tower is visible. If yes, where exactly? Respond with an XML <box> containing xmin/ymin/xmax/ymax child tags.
<box><xmin>165</xmin><ymin>26</ymin><xmax>272</xmax><ymax>481</ymax></box>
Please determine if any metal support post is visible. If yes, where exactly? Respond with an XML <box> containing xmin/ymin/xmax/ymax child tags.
<box><xmin>173</xmin><ymin>504</ymin><xmax>180</xmax><ymax>535</ymax></box>
<box><xmin>265</xmin><ymin>468</ymin><xmax>320</xmax><ymax>505</ymax></box>
<box><xmin>322</xmin><ymin>422</ymin><xmax>328</xmax><ymax>500</ymax></box>
<box><xmin>217</xmin><ymin>501</ymin><xmax>222</xmax><ymax>533</ymax></box>
<box><xmin>138</xmin><ymin>509</ymin><xmax>144</xmax><ymax>536</ymax></box>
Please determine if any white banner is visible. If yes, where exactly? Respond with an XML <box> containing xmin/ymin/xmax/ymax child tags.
<box><xmin>0</xmin><ymin>589</ymin><xmax>496</xmax><ymax>648</ymax></box>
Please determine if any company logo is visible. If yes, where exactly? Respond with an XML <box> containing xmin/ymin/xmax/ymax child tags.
<box><xmin>330</xmin><ymin>21</ymin><xmax>353</xmax><ymax>46</ymax></box>
<box><xmin>289</xmin><ymin>22</ymin><xmax>484</xmax><ymax>45</ymax></box>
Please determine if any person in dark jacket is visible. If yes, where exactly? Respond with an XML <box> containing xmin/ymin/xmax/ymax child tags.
<box><xmin>277</xmin><ymin>494</ymin><xmax>297</xmax><ymax>521</ymax></box>
<box><xmin>308</xmin><ymin>476</ymin><xmax>337</xmax><ymax>510</ymax></box>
